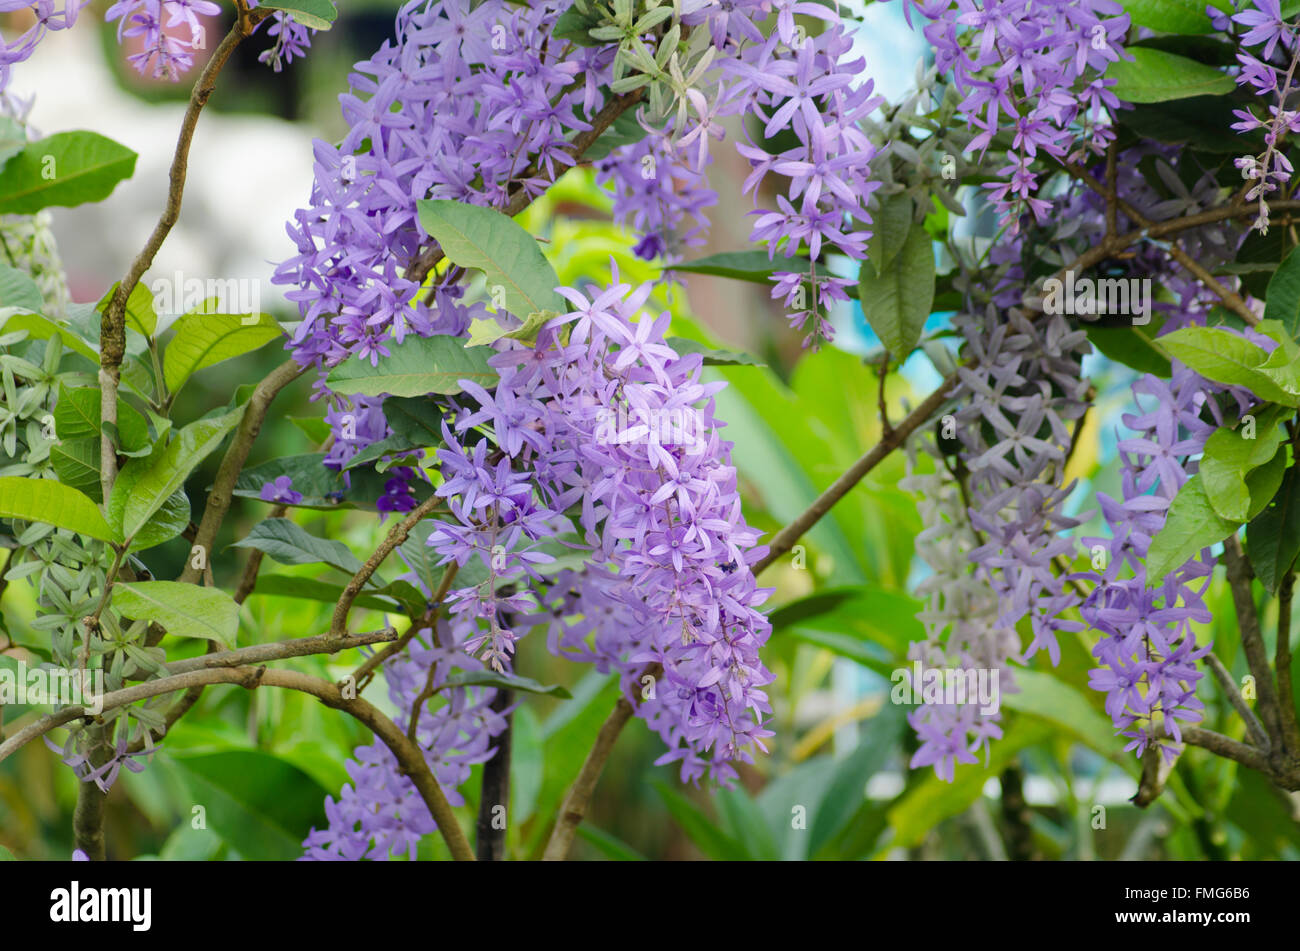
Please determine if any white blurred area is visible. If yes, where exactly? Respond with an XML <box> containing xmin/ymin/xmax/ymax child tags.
<box><xmin>6</xmin><ymin>20</ymin><xmax>318</xmax><ymax>313</ymax></box>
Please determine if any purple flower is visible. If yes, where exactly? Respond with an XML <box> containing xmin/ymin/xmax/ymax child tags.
<box><xmin>260</xmin><ymin>475</ymin><xmax>303</xmax><ymax>505</ymax></box>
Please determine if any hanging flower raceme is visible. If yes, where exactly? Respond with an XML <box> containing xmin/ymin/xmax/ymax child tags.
<box><xmin>426</xmin><ymin>274</ymin><xmax>775</xmax><ymax>785</ymax></box>
<box><xmin>891</xmin><ymin>0</ymin><xmax>1129</xmax><ymax>230</ymax></box>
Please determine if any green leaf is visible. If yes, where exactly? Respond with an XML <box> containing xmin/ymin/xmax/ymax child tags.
<box><xmin>1264</xmin><ymin>246</ymin><xmax>1300</xmax><ymax>338</ymax></box>
<box><xmin>416</xmin><ymin>199</ymin><xmax>563</xmax><ymax>319</ymax></box>
<box><xmin>576</xmin><ymin>824</ymin><xmax>648</xmax><ymax>861</ymax></box>
<box><xmin>808</xmin><ymin>704</ymin><xmax>904</xmax><ymax>857</ymax></box>
<box><xmin>1247</xmin><ymin>465</ymin><xmax>1300</xmax><ymax>594</ymax></box>
<box><xmin>382</xmin><ymin>396</ymin><xmax>444</xmax><ymax>443</ymax></box>
<box><xmin>1146</xmin><ymin>456</ymin><xmax>1287</xmax><ymax>583</ymax></box>
<box><xmin>169</xmin><ymin>750</ymin><xmax>329</xmax><ymax>861</ymax></box>
<box><xmin>1085</xmin><ymin>318</ymin><xmax>1172</xmax><ymax>377</ymax></box>
<box><xmin>112</xmin><ymin>581</ymin><xmax>238</xmax><ymax>648</ymax></box>
<box><xmin>95</xmin><ymin>281</ymin><xmax>158</xmax><ymax>338</ymax></box>
<box><xmin>0</xmin><ymin>312</ymin><xmax>98</xmax><ymax>364</ymax></box>
<box><xmin>887</xmin><ymin>721</ymin><xmax>1052</xmax><ymax>849</ymax></box>
<box><xmin>257</xmin><ymin>0</ymin><xmax>337</xmax><ymax>29</ymax></box>
<box><xmin>1158</xmin><ymin>327</ymin><xmax>1300</xmax><ymax>405</ymax></box>
<box><xmin>439</xmin><ymin>670</ymin><xmax>572</xmax><ymax>698</ymax></box>
<box><xmin>162</xmin><ymin>311</ymin><xmax>282</xmax><ymax>396</ymax></box>
<box><xmin>0</xmin><ymin>131</ymin><xmax>137</xmax><ymax>214</ymax></box>
<box><xmin>0</xmin><ymin>476</ymin><xmax>116</xmax><ymax>542</ymax></box>
<box><xmin>466</xmin><ymin>310</ymin><xmax>557</xmax><ymax>348</ymax></box>
<box><xmin>1119</xmin><ymin>0</ymin><xmax>1213</xmax><ymax>33</ymax></box>
<box><xmin>54</xmin><ymin>384</ymin><xmax>148</xmax><ymax>451</ymax></box>
<box><xmin>326</xmin><ymin>333</ymin><xmax>497</xmax><ymax>398</ymax></box>
<box><xmin>0</xmin><ymin>262</ymin><xmax>43</xmax><ymax>312</ymax></box>
<box><xmin>652</xmin><ymin>779</ymin><xmax>750</xmax><ymax>860</ymax></box>
<box><xmin>251</xmin><ymin>573</ymin><xmax>402</xmax><ymax>612</ymax></box>
<box><xmin>1200</xmin><ymin>408</ymin><xmax>1289</xmax><ymax>521</ymax></box>
<box><xmin>665</xmin><ymin>336</ymin><xmax>765</xmax><ymax>367</ymax></box>
<box><xmin>857</xmin><ymin>223</ymin><xmax>935</xmax><ymax>359</ymax></box>
<box><xmin>1107</xmin><ymin>47</ymin><xmax>1235</xmax><ymax>103</ymax></box>
<box><xmin>230</xmin><ymin>517</ymin><xmax>363</xmax><ymax>575</ymax></box>
<box><xmin>50</xmin><ymin>438</ymin><xmax>103</xmax><ymax>502</ymax></box>
<box><xmin>114</xmin><ymin>405</ymin><xmax>244</xmax><ymax>544</ymax></box>
<box><xmin>866</xmin><ymin>193</ymin><xmax>914</xmax><ymax>277</ymax></box>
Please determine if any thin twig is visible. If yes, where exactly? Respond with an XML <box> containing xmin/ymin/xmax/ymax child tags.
<box><xmin>1222</xmin><ymin>535</ymin><xmax>1284</xmax><ymax>745</ymax></box>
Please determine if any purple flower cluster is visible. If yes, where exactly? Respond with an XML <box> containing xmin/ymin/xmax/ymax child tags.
<box><xmin>899</xmin><ymin>438</ymin><xmax>1016</xmax><ymax>781</ymax></box>
<box><xmin>255</xmin><ymin>8</ymin><xmax>314</xmax><ymax>72</ymax></box>
<box><xmin>893</xmin><ymin>0</ymin><xmax>1129</xmax><ymax>230</ymax></box>
<box><xmin>0</xmin><ymin>0</ymin><xmax>91</xmax><ymax>93</ymax></box>
<box><xmin>426</xmin><ymin>275</ymin><xmax>774</xmax><ymax>784</ymax></box>
<box><xmin>260</xmin><ymin>474</ymin><xmax>303</xmax><ymax>504</ymax></box>
<box><xmin>1227</xmin><ymin>0</ymin><xmax>1300</xmax><ymax>233</ymax></box>
<box><xmin>302</xmin><ymin>619</ymin><xmax>507</xmax><ymax>860</ymax></box>
<box><xmin>1078</xmin><ymin>365</ymin><xmax>1236</xmax><ymax>761</ymax></box>
<box><xmin>273</xmin><ymin>0</ymin><xmax>605</xmax><ymax>373</ymax></box>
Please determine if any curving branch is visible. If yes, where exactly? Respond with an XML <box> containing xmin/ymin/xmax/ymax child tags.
<box><xmin>2</xmin><ymin>664</ymin><xmax>476</xmax><ymax>860</ymax></box>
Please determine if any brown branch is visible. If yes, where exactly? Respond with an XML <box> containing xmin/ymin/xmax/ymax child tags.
<box><xmin>542</xmin><ymin>662</ymin><xmax>659</xmax><ymax>861</ymax></box>
<box><xmin>4</xmin><ymin>665</ymin><xmax>475</xmax><ymax>859</ymax></box>
<box><xmin>175</xmin><ymin>358</ymin><xmax>306</xmax><ymax>589</ymax></box>
<box><xmin>330</xmin><ymin>495</ymin><xmax>443</xmax><ymax>638</ymax></box>
<box><xmin>1183</xmin><ymin>725</ymin><xmax>1274</xmax><ymax>773</ymax></box>
<box><xmin>753</xmin><ymin>372</ymin><xmax>959</xmax><ymax>575</ymax></box>
<box><xmin>347</xmin><ymin>561</ymin><xmax>460</xmax><ymax>694</ymax></box>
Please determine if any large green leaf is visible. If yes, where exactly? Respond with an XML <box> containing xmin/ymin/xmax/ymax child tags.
<box><xmin>1199</xmin><ymin>408</ymin><xmax>1289</xmax><ymax>521</ymax></box>
<box><xmin>326</xmin><ymin>333</ymin><xmax>497</xmax><ymax>398</ymax></box>
<box><xmin>0</xmin><ymin>131</ymin><xmax>137</xmax><ymax>214</ymax></box>
<box><xmin>0</xmin><ymin>476</ymin><xmax>116</xmax><ymax>541</ymax></box>
<box><xmin>865</xmin><ymin>193</ymin><xmax>914</xmax><ymax>277</ymax></box>
<box><xmin>162</xmin><ymin>311</ymin><xmax>282</xmax><ymax>395</ymax></box>
<box><xmin>49</xmin><ymin>438</ymin><xmax>103</xmax><ymax>502</ymax></box>
<box><xmin>857</xmin><ymin>223</ymin><xmax>934</xmax><ymax>359</ymax></box>
<box><xmin>1146</xmin><ymin>455</ymin><xmax>1288</xmax><ymax>583</ymax></box>
<box><xmin>54</xmin><ymin>384</ymin><xmax>149</xmax><ymax>451</ymax></box>
<box><xmin>1107</xmin><ymin>47</ymin><xmax>1235</xmax><ymax>103</ymax></box>
<box><xmin>1159</xmin><ymin>326</ymin><xmax>1300</xmax><ymax>405</ymax></box>
<box><xmin>1247</xmin><ymin>464</ymin><xmax>1300</xmax><ymax>593</ymax></box>
<box><xmin>168</xmin><ymin>750</ymin><xmax>329</xmax><ymax>861</ymax></box>
<box><xmin>105</xmin><ymin>453</ymin><xmax>191</xmax><ymax>552</ymax></box>
<box><xmin>113</xmin><ymin>405</ymin><xmax>244</xmax><ymax>544</ymax></box>
<box><xmin>1001</xmin><ymin>669</ymin><xmax>1133</xmax><ymax>765</ymax></box>
<box><xmin>230</xmin><ymin>517</ymin><xmax>363</xmax><ymax>575</ymax></box>
<box><xmin>112</xmin><ymin>581</ymin><xmax>238</xmax><ymax>648</ymax></box>
<box><xmin>1119</xmin><ymin>0</ymin><xmax>1213</xmax><ymax>32</ymax></box>
<box><xmin>416</xmin><ymin>199</ymin><xmax>563</xmax><ymax>319</ymax></box>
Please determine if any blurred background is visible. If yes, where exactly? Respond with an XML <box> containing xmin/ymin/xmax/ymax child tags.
<box><xmin>2</xmin><ymin>0</ymin><xmax>1296</xmax><ymax>862</ymax></box>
